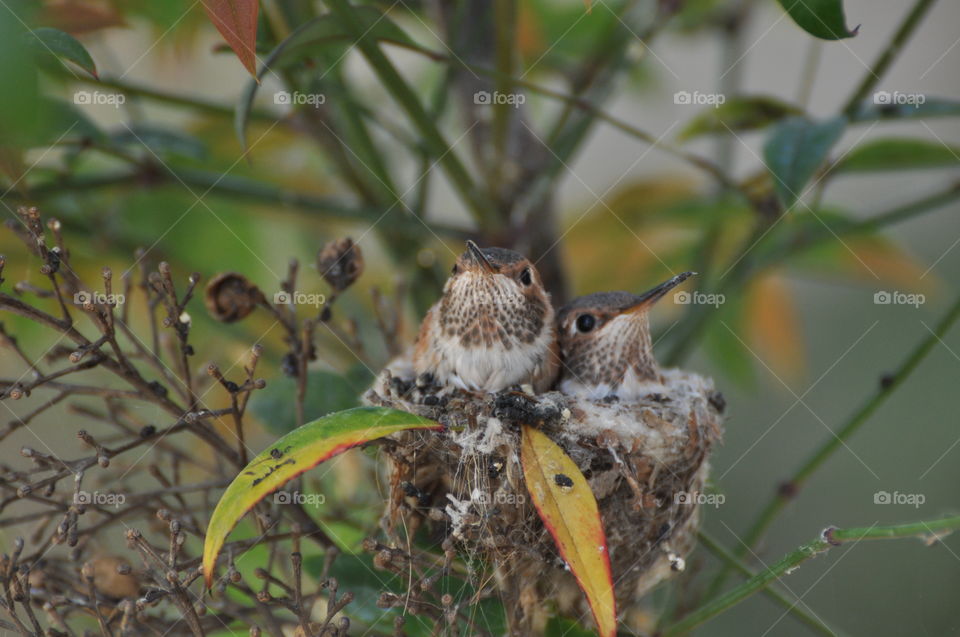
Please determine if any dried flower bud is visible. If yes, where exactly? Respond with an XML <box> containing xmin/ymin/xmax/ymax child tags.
<box><xmin>91</xmin><ymin>556</ymin><xmax>140</xmax><ymax>598</ymax></box>
<box><xmin>317</xmin><ymin>238</ymin><xmax>364</xmax><ymax>292</ymax></box>
<box><xmin>204</xmin><ymin>272</ymin><xmax>263</xmax><ymax>323</ymax></box>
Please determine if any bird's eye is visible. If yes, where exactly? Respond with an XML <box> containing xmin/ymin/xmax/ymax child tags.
<box><xmin>576</xmin><ymin>314</ymin><xmax>596</xmax><ymax>333</ymax></box>
<box><xmin>519</xmin><ymin>268</ymin><xmax>532</xmax><ymax>286</ymax></box>
<box><xmin>451</xmin><ymin>264</ymin><xmax>459</xmax><ymax>275</ymax></box>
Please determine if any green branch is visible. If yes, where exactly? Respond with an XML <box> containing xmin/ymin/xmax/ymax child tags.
<box><xmin>665</xmin><ymin>516</ymin><xmax>960</xmax><ymax>636</ymax></box>
<box><xmin>60</xmin><ymin>72</ymin><xmax>275</xmax><ymax>122</ymax></box>
<box><xmin>842</xmin><ymin>0</ymin><xmax>939</xmax><ymax>115</ymax></box>
<box><xmin>704</xmin><ymin>289</ymin><xmax>960</xmax><ymax>597</ymax></box>
<box><xmin>663</xmin><ymin>181</ymin><xmax>960</xmax><ymax>366</ymax></box>
<box><xmin>697</xmin><ymin>532</ymin><xmax>843</xmax><ymax>637</ymax></box>
<box><xmin>18</xmin><ymin>167</ymin><xmax>467</xmax><ymax>237</ymax></box>
<box><xmin>324</xmin><ymin>0</ymin><xmax>497</xmax><ymax>232</ymax></box>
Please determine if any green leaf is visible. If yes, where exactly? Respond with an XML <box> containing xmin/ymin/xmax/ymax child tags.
<box><xmin>701</xmin><ymin>299</ymin><xmax>755</xmax><ymax>387</ymax></box>
<box><xmin>202</xmin><ymin>407</ymin><xmax>442</xmax><ymax>587</ymax></box>
<box><xmin>28</xmin><ymin>27</ymin><xmax>98</xmax><ymax>78</ymax></box>
<box><xmin>850</xmin><ymin>97</ymin><xmax>960</xmax><ymax>122</ymax></box>
<box><xmin>250</xmin><ymin>367</ymin><xmax>374</xmax><ymax>435</ymax></box>
<box><xmin>678</xmin><ymin>96</ymin><xmax>803</xmax><ymax>141</ymax></box>
<box><xmin>546</xmin><ymin>615</ymin><xmax>599</xmax><ymax>637</ymax></box>
<box><xmin>763</xmin><ymin>116</ymin><xmax>846</xmax><ymax>210</ymax></box>
<box><xmin>235</xmin><ymin>7</ymin><xmax>415</xmax><ymax>149</ymax></box>
<box><xmin>832</xmin><ymin>138</ymin><xmax>960</xmax><ymax>174</ymax></box>
<box><xmin>775</xmin><ymin>0</ymin><xmax>856</xmax><ymax>40</ymax></box>
<box><xmin>304</xmin><ymin>552</ymin><xmax>506</xmax><ymax>636</ymax></box>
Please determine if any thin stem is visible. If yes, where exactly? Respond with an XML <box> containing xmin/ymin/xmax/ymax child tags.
<box><xmin>706</xmin><ymin>290</ymin><xmax>960</xmax><ymax>596</ymax></box>
<box><xmin>697</xmin><ymin>532</ymin><xmax>842</xmax><ymax>637</ymax></box>
<box><xmin>841</xmin><ymin>0</ymin><xmax>939</xmax><ymax>115</ymax></box>
<box><xmin>325</xmin><ymin>0</ymin><xmax>497</xmax><ymax>232</ymax></box>
<box><xmin>21</xmin><ymin>166</ymin><xmax>469</xmax><ymax>238</ymax></box>
<box><xmin>664</xmin><ymin>181</ymin><xmax>960</xmax><ymax>366</ymax></box>
<box><xmin>59</xmin><ymin>72</ymin><xmax>275</xmax><ymax>122</ymax></box>
<box><xmin>490</xmin><ymin>0</ymin><xmax>517</xmax><ymax>202</ymax></box>
<box><xmin>665</xmin><ymin>516</ymin><xmax>960</xmax><ymax>636</ymax></box>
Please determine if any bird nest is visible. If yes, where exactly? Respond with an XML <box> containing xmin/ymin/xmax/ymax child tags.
<box><xmin>363</xmin><ymin>356</ymin><xmax>724</xmax><ymax>633</ymax></box>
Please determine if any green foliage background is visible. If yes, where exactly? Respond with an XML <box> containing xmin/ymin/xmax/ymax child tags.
<box><xmin>1</xmin><ymin>0</ymin><xmax>959</xmax><ymax>635</ymax></box>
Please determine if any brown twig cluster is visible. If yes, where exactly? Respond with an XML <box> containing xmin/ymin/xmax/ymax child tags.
<box><xmin>0</xmin><ymin>207</ymin><xmax>418</xmax><ymax>636</ymax></box>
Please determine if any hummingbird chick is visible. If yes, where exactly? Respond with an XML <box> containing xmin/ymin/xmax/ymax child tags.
<box><xmin>557</xmin><ymin>272</ymin><xmax>695</xmax><ymax>401</ymax></box>
<box><xmin>413</xmin><ymin>241</ymin><xmax>559</xmax><ymax>393</ymax></box>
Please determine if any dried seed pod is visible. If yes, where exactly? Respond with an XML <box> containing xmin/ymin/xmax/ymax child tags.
<box><xmin>90</xmin><ymin>556</ymin><xmax>141</xmax><ymax>599</ymax></box>
<box><xmin>317</xmin><ymin>238</ymin><xmax>364</xmax><ymax>292</ymax></box>
<box><xmin>204</xmin><ymin>272</ymin><xmax>263</xmax><ymax>323</ymax></box>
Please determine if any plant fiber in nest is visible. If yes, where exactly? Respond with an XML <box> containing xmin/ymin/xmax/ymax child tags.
<box><xmin>364</xmin><ymin>357</ymin><xmax>724</xmax><ymax>633</ymax></box>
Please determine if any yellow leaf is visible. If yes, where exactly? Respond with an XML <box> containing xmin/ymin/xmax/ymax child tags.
<box><xmin>203</xmin><ymin>407</ymin><xmax>441</xmax><ymax>588</ymax></box>
<box><xmin>745</xmin><ymin>273</ymin><xmax>805</xmax><ymax>382</ymax></box>
<box><xmin>520</xmin><ymin>425</ymin><xmax>616</xmax><ymax>637</ymax></box>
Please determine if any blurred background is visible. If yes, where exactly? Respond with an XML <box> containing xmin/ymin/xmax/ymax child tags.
<box><xmin>1</xmin><ymin>0</ymin><xmax>959</xmax><ymax>635</ymax></box>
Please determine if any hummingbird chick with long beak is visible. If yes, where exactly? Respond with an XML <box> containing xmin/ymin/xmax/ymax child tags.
<box><xmin>557</xmin><ymin>272</ymin><xmax>695</xmax><ymax>401</ymax></box>
<box><xmin>413</xmin><ymin>241</ymin><xmax>559</xmax><ymax>393</ymax></box>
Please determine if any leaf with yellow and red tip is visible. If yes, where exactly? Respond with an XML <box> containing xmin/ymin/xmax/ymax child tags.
<box><xmin>201</xmin><ymin>0</ymin><xmax>259</xmax><ymax>77</ymax></box>
<box><xmin>203</xmin><ymin>407</ymin><xmax>441</xmax><ymax>588</ymax></box>
<box><xmin>520</xmin><ymin>425</ymin><xmax>616</xmax><ymax>637</ymax></box>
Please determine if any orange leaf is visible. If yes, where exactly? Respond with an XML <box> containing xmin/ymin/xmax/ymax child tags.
<box><xmin>845</xmin><ymin>236</ymin><xmax>935</xmax><ymax>293</ymax></box>
<box><xmin>745</xmin><ymin>273</ymin><xmax>805</xmax><ymax>382</ymax></box>
<box><xmin>520</xmin><ymin>425</ymin><xmax>616</xmax><ymax>637</ymax></box>
<box><xmin>201</xmin><ymin>0</ymin><xmax>259</xmax><ymax>76</ymax></box>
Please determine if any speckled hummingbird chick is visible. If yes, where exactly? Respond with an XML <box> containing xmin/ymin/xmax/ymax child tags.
<box><xmin>413</xmin><ymin>241</ymin><xmax>559</xmax><ymax>393</ymax></box>
<box><xmin>556</xmin><ymin>272</ymin><xmax>695</xmax><ymax>401</ymax></box>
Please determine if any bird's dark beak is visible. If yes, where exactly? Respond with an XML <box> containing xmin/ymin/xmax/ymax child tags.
<box><xmin>466</xmin><ymin>240</ymin><xmax>496</xmax><ymax>274</ymax></box>
<box><xmin>621</xmin><ymin>271</ymin><xmax>696</xmax><ymax>315</ymax></box>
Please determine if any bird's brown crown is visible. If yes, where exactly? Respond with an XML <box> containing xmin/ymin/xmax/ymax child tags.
<box><xmin>438</xmin><ymin>243</ymin><xmax>551</xmax><ymax>349</ymax></box>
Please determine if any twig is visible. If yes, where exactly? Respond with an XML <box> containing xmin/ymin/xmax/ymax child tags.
<box><xmin>665</xmin><ymin>516</ymin><xmax>960</xmax><ymax>635</ymax></box>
